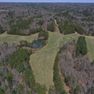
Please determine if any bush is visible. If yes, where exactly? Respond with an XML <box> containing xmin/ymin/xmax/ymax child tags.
<box><xmin>91</xmin><ymin>60</ymin><xmax>94</xmax><ymax>65</ymax></box>
<box><xmin>7</xmin><ymin>48</ymin><xmax>30</xmax><ymax>72</ymax></box>
<box><xmin>74</xmin><ymin>23</ymin><xmax>85</xmax><ymax>34</ymax></box>
<box><xmin>15</xmin><ymin>84</ymin><xmax>24</xmax><ymax>94</ymax></box>
<box><xmin>8</xmin><ymin>18</ymin><xmax>32</xmax><ymax>35</ymax></box>
<box><xmin>57</xmin><ymin>21</ymin><xmax>63</xmax><ymax>33</ymax></box>
<box><xmin>63</xmin><ymin>20</ymin><xmax>75</xmax><ymax>34</ymax></box>
<box><xmin>76</xmin><ymin>36</ymin><xmax>87</xmax><ymax>56</ymax></box>
<box><xmin>73</xmin><ymin>85</ymin><xmax>80</xmax><ymax>94</ymax></box>
<box><xmin>35</xmin><ymin>84</ymin><xmax>47</xmax><ymax>94</ymax></box>
<box><xmin>47</xmin><ymin>21</ymin><xmax>55</xmax><ymax>32</ymax></box>
<box><xmin>87</xmin><ymin>86</ymin><xmax>94</xmax><ymax>94</ymax></box>
<box><xmin>0</xmin><ymin>88</ymin><xmax>5</xmax><ymax>94</ymax></box>
<box><xmin>58</xmin><ymin>20</ymin><xmax>75</xmax><ymax>34</ymax></box>
<box><xmin>0</xmin><ymin>25</ymin><xmax>5</xmax><ymax>34</ymax></box>
<box><xmin>24</xmin><ymin>66</ymin><xmax>35</xmax><ymax>89</ymax></box>
<box><xmin>31</xmin><ymin>27</ymin><xmax>43</xmax><ymax>34</ymax></box>
<box><xmin>48</xmin><ymin>86</ymin><xmax>55</xmax><ymax>94</ymax></box>
<box><xmin>58</xmin><ymin>20</ymin><xmax>85</xmax><ymax>35</ymax></box>
<box><xmin>64</xmin><ymin>76</ymin><xmax>71</xmax><ymax>86</ymax></box>
<box><xmin>6</xmin><ymin>71</ymin><xmax>13</xmax><ymax>87</ymax></box>
<box><xmin>38</xmin><ymin>30</ymin><xmax>49</xmax><ymax>40</ymax></box>
<box><xmin>37</xmin><ymin>19</ymin><xmax>44</xmax><ymax>25</ymax></box>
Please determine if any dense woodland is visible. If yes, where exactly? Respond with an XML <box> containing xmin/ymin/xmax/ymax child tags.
<box><xmin>0</xmin><ymin>3</ymin><xmax>94</xmax><ymax>35</ymax></box>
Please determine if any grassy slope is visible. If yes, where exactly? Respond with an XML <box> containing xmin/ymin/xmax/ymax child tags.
<box><xmin>86</xmin><ymin>36</ymin><xmax>94</xmax><ymax>61</ymax></box>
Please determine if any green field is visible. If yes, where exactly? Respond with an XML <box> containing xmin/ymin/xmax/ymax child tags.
<box><xmin>0</xmin><ymin>31</ymin><xmax>94</xmax><ymax>93</ymax></box>
<box><xmin>0</xmin><ymin>32</ymin><xmax>38</xmax><ymax>43</ymax></box>
<box><xmin>29</xmin><ymin>32</ymin><xmax>62</xmax><ymax>89</ymax></box>
<box><xmin>86</xmin><ymin>36</ymin><xmax>94</xmax><ymax>61</ymax></box>
<box><xmin>29</xmin><ymin>32</ymin><xmax>79</xmax><ymax>90</ymax></box>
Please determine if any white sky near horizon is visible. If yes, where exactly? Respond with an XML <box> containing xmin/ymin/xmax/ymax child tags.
<box><xmin>0</xmin><ymin>0</ymin><xmax>94</xmax><ymax>3</ymax></box>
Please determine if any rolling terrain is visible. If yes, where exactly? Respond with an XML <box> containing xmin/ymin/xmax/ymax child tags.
<box><xmin>0</xmin><ymin>31</ymin><xmax>94</xmax><ymax>93</ymax></box>
<box><xmin>0</xmin><ymin>3</ymin><xmax>94</xmax><ymax>94</ymax></box>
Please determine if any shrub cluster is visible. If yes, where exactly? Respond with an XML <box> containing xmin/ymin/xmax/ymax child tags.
<box><xmin>0</xmin><ymin>25</ymin><xmax>5</xmax><ymax>34</ymax></box>
<box><xmin>8</xmin><ymin>18</ymin><xmax>32</xmax><ymax>35</ymax></box>
<box><xmin>76</xmin><ymin>36</ymin><xmax>87</xmax><ymax>56</ymax></box>
<box><xmin>6</xmin><ymin>48</ymin><xmax>46</xmax><ymax>94</ymax></box>
<box><xmin>7</xmin><ymin>48</ymin><xmax>30</xmax><ymax>72</ymax></box>
<box><xmin>47</xmin><ymin>21</ymin><xmax>55</xmax><ymax>32</ymax></box>
<box><xmin>58</xmin><ymin>20</ymin><xmax>75</xmax><ymax>34</ymax></box>
<box><xmin>0</xmin><ymin>88</ymin><xmax>5</xmax><ymax>94</ymax></box>
<box><xmin>31</xmin><ymin>27</ymin><xmax>43</xmax><ymax>34</ymax></box>
<box><xmin>38</xmin><ymin>30</ymin><xmax>49</xmax><ymax>40</ymax></box>
<box><xmin>53</xmin><ymin>55</ymin><xmax>67</xmax><ymax>94</ymax></box>
<box><xmin>58</xmin><ymin>20</ymin><xmax>85</xmax><ymax>35</ymax></box>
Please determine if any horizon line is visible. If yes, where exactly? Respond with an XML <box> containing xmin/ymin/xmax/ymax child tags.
<box><xmin>0</xmin><ymin>2</ymin><xmax>94</xmax><ymax>3</ymax></box>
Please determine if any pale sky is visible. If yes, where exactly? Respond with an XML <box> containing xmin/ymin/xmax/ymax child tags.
<box><xmin>0</xmin><ymin>0</ymin><xmax>94</xmax><ymax>3</ymax></box>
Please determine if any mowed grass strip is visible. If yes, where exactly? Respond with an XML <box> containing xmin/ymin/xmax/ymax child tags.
<box><xmin>29</xmin><ymin>32</ymin><xmax>62</xmax><ymax>89</ymax></box>
<box><xmin>0</xmin><ymin>32</ymin><xmax>38</xmax><ymax>43</ymax></box>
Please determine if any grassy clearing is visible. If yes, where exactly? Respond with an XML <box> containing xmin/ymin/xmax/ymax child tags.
<box><xmin>29</xmin><ymin>32</ymin><xmax>62</xmax><ymax>89</ymax></box>
<box><xmin>0</xmin><ymin>32</ymin><xmax>38</xmax><ymax>43</ymax></box>
<box><xmin>29</xmin><ymin>32</ymin><xmax>79</xmax><ymax>91</ymax></box>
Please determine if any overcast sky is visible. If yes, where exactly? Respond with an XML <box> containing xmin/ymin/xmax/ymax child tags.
<box><xmin>0</xmin><ymin>0</ymin><xmax>94</xmax><ymax>3</ymax></box>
